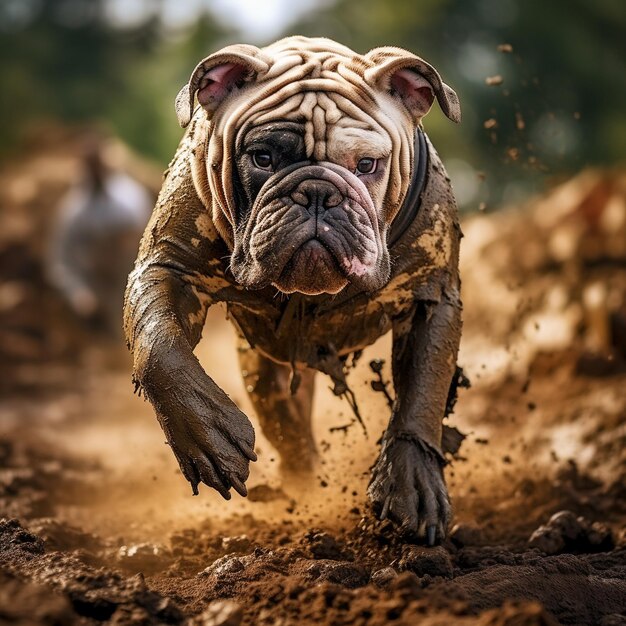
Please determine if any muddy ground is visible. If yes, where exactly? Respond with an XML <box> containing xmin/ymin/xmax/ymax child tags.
<box><xmin>0</xmin><ymin>133</ymin><xmax>625</xmax><ymax>625</ymax></box>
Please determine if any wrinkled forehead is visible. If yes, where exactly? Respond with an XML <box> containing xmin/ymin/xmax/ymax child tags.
<box><xmin>235</xmin><ymin>91</ymin><xmax>393</xmax><ymax>163</ymax></box>
<box><xmin>263</xmin><ymin>36</ymin><xmax>360</xmax><ymax>59</ymax></box>
<box><xmin>211</xmin><ymin>45</ymin><xmax>409</xmax><ymax>156</ymax></box>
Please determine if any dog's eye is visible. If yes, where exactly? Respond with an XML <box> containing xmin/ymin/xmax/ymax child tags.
<box><xmin>356</xmin><ymin>158</ymin><xmax>377</xmax><ymax>175</ymax></box>
<box><xmin>252</xmin><ymin>151</ymin><xmax>273</xmax><ymax>171</ymax></box>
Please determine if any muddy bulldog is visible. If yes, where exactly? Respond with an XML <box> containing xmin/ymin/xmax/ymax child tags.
<box><xmin>124</xmin><ymin>36</ymin><xmax>462</xmax><ymax>544</ymax></box>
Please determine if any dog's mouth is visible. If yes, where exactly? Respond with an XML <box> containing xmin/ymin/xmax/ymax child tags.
<box><xmin>273</xmin><ymin>237</ymin><xmax>349</xmax><ymax>295</ymax></box>
<box><xmin>231</xmin><ymin>162</ymin><xmax>390</xmax><ymax>295</ymax></box>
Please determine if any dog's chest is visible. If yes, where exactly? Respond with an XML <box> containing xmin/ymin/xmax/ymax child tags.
<box><xmin>224</xmin><ymin>272</ymin><xmax>421</xmax><ymax>373</ymax></box>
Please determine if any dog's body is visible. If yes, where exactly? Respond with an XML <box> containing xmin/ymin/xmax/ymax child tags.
<box><xmin>124</xmin><ymin>37</ymin><xmax>462</xmax><ymax>543</ymax></box>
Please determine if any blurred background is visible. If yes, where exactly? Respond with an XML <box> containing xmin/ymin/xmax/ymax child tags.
<box><xmin>0</xmin><ymin>2</ymin><xmax>626</xmax><ymax>623</ymax></box>
<box><xmin>2</xmin><ymin>0</ymin><xmax>625</xmax><ymax>205</ymax></box>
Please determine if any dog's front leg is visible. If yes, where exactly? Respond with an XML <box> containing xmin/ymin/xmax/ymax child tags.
<box><xmin>125</xmin><ymin>262</ymin><xmax>257</xmax><ymax>500</ymax></box>
<box><xmin>123</xmin><ymin>141</ymin><xmax>257</xmax><ymax>500</ymax></box>
<box><xmin>368</xmin><ymin>284</ymin><xmax>462</xmax><ymax>544</ymax></box>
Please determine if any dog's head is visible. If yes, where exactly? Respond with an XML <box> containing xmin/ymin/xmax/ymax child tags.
<box><xmin>177</xmin><ymin>37</ymin><xmax>460</xmax><ymax>295</ymax></box>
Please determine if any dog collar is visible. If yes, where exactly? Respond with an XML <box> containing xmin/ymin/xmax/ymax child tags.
<box><xmin>388</xmin><ymin>128</ymin><xmax>429</xmax><ymax>246</ymax></box>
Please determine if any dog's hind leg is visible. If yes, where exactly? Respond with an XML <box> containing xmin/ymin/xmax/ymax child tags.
<box><xmin>237</xmin><ymin>339</ymin><xmax>318</xmax><ymax>478</ymax></box>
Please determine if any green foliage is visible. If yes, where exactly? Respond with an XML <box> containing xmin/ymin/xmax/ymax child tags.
<box><xmin>0</xmin><ymin>0</ymin><xmax>234</xmax><ymax>164</ymax></box>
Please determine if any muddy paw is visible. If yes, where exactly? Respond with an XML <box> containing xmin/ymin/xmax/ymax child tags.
<box><xmin>162</xmin><ymin>400</ymin><xmax>257</xmax><ymax>500</ymax></box>
<box><xmin>367</xmin><ymin>435</ymin><xmax>450</xmax><ymax>544</ymax></box>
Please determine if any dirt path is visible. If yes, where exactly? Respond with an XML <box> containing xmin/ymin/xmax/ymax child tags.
<box><xmin>1</xmin><ymin>302</ymin><xmax>625</xmax><ymax>625</ymax></box>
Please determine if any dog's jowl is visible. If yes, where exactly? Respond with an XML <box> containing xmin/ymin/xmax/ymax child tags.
<box><xmin>123</xmin><ymin>36</ymin><xmax>462</xmax><ymax>544</ymax></box>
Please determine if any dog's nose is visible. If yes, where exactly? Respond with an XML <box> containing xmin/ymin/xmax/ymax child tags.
<box><xmin>291</xmin><ymin>181</ymin><xmax>342</xmax><ymax>211</ymax></box>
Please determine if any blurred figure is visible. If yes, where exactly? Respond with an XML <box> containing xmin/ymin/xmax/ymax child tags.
<box><xmin>48</xmin><ymin>137</ymin><xmax>152</xmax><ymax>337</ymax></box>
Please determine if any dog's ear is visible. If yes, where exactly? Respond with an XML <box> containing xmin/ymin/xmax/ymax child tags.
<box><xmin>175</xmin><ymin>45</ymin><xmax>271</xmax><ymax>128</ymax></box>
<box><xmin>364</xmin><ymin>48</ymin><xmax>461</xmax><ymax>124</ymax></box>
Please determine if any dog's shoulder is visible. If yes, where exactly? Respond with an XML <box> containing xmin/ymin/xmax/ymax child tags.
<box><xmin>384</xmin><ymin>140</ymin><xmax>461</xmax><ymax>298</ymax></box>
<box><xmin>135</xmin><ymin>114</ymin><xmax>230</xmax><ymax>283</ymax></box>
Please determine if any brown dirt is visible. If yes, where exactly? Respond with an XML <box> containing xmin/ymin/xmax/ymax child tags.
<box><xmin>0</xmin><ymin>133</ymin><xmax>625</xmax><ymax>625</ymax></box>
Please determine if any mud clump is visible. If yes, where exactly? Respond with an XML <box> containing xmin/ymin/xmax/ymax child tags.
<box><xmin>190</xmin><ymin>600</ymin><xmax>243</xmax><ymax>626</ymax></box>
<box><xmin>528</xmin><ymin>510</ymin><xmax>614</xmax><ymax>555</ymax></box>
<box><xmin>201</xmin><ymin>554</ymin><xmax>250</xmax><ymax>578</ymax></box>
<box><xmin>370</xmin><ymin>566</ymin><xmax>398</xmax><ymax>587</ymax></box>
<box><xmin>0</xmin><ymin>518</ymin><xmax>45</xmax><ymax>557</ymax></box>
<box><xmin>304</xmin><ymin>560</ymin><xmax>369</xmax><ymax>587</ymax></box>
<box><xmin>0</xmin><ymin>519</ymin><xmax>184</xmax><ymax>624</ymax></box>
<box><xmin>304</xmin><ymin>529</ymin><xmax>355</xmax><ymax>561</ymax></box>
<box><xmin>398</xmin><ymin>545</ymin><xmax>454</xmax><ymax>578</ymax></box>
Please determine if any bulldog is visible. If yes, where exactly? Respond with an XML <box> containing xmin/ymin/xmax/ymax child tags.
<box><xmin>124</xmin><ymin>36</ymin><xmax>463</xmax><ymax>544</ymax></box>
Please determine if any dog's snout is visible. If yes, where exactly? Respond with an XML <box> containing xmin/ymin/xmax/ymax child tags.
<box><xmin>291</xmin><ymin>180</ymin><xmax>343</xmax><ymax>212</ymax></box>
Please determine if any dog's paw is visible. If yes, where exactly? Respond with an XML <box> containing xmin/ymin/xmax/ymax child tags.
<box><xmin>162</xmin><ymin>401</ymin><xmax>257</xmax><ymax>500</ymax></box>
<box><xmin>367</xmin><ymin>435</ymin><xmax>450</xmax><ymax>544</ymax></box>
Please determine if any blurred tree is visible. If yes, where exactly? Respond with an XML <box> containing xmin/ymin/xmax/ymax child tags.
<box><xmin>107</xmin><ymin>13</ymin><xmax>238</xmax><ymax>162</ymax></box>
<box><xmin>286</xmin><ymin>0</ymin><xmax>626</xmax><ymax>207</ymax></box>
<box><xmin>0</xmin><ymin>0</ymin><xmax>234</xmax><ymax>165</ymax></box>
<box><xmin>0</xmin><ymin>0</ymin><xmax>154</xmax><ymax>154</ymax></box>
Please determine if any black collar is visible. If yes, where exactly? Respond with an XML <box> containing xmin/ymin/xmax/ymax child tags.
<box><xmin>388</xmin><ymin>128</ymin><xmax>429</xmax><ymax>246</ymax></box>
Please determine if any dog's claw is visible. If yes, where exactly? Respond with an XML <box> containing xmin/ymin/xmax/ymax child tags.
<box><xmin>380</xmin><ymin>495</ymin><xmax>391</xmax><ymax>520</ymax></box>
<box><xmin>426</xmin><ymin>524</ymin><xmax>436</xmax><ymax>546</ymax></box>
<box><xmin>239</xmin><ymin>442</ymin><xmax>258</xmax><ymax>462</ymax></box>
<box><xmin>230</xmin><ymin>476</ymin><xmax>248</xmax><ymax>497</ymax></box>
